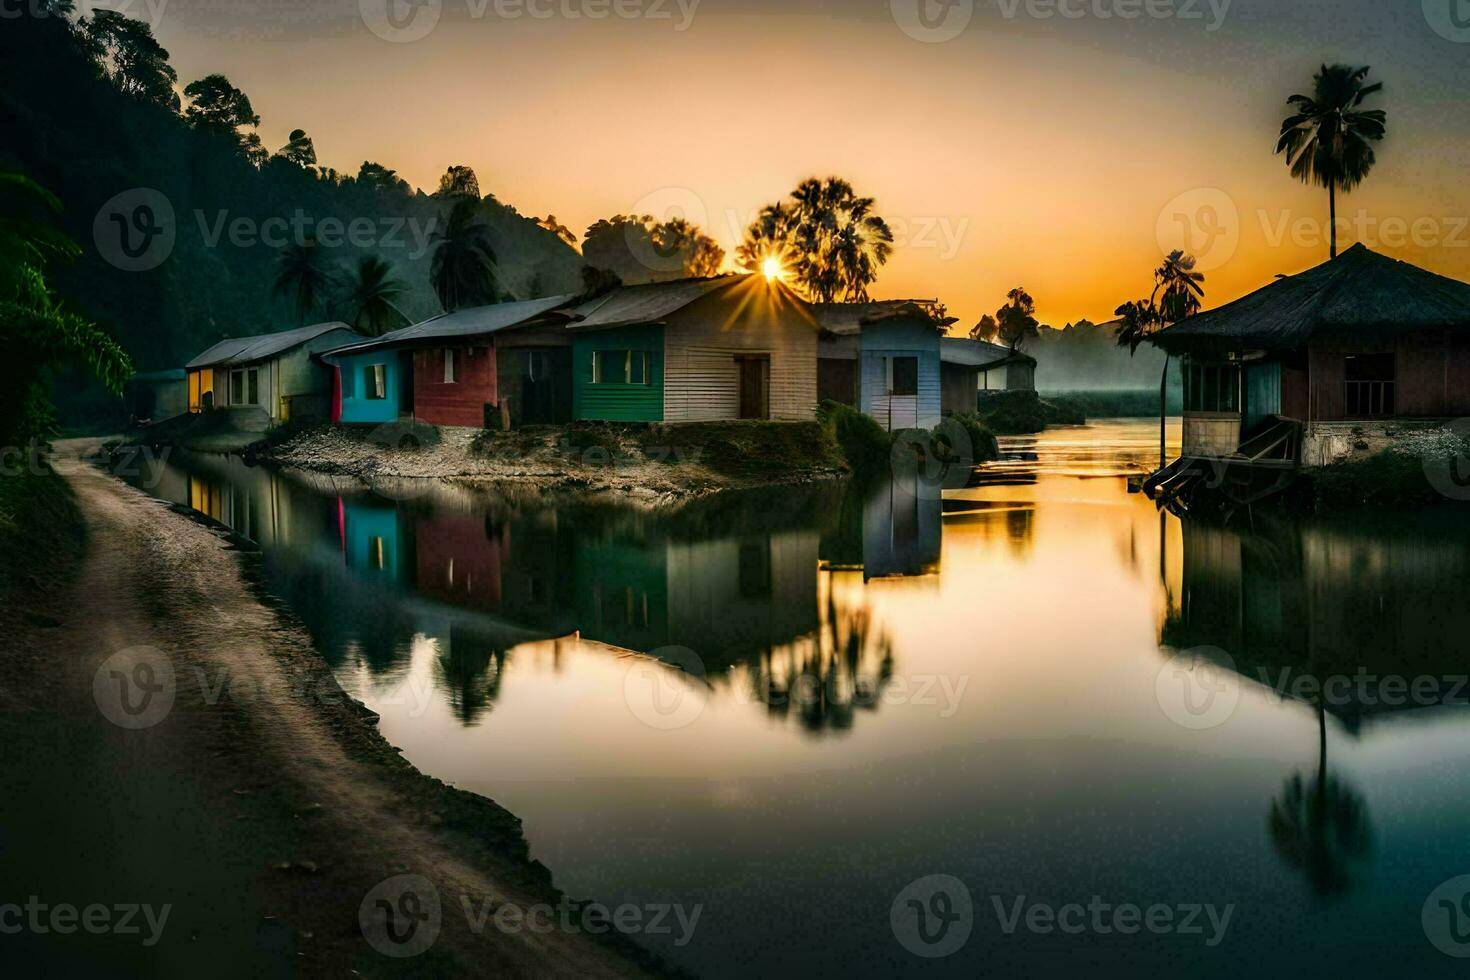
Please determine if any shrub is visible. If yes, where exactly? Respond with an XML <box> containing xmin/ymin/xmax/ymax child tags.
<box><xmin>818</xmin><ymin>400</ymin><xmax>890</xmax><ymax>472</ymax></box>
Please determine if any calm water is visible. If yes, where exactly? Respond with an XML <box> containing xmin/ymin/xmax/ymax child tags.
<box><xmin>126</xmin><ymin>420</ymin><xmax>1470</xmax><ymax>977</ymax></box>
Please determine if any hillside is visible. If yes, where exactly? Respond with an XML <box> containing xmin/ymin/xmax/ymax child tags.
<box><xmin>0</xmin><ymin>13</ymin><xmax>585</xmax><ymax>427</ymax></box>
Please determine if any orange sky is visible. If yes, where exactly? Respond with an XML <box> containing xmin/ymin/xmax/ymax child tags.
<box><xmin>154</xmin><ymin>0</ymin><xmax>1470</xmax><ymax>328</ymax></box>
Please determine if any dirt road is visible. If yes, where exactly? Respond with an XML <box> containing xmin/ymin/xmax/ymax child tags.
<box><xmin>0</xmin><ymin>457</ymin><xmax>665</xmax><ymax>977</ymax></box>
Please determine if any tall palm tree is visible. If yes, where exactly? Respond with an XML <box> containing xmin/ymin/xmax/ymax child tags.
<box><xmin>273</xmin><ymin>239</ymin><xmax>335</xmax><ymax>325</ymax></box>
<box><xmin>343</xmin><ymin>256</ymin><xmax>408</xmax><ymax>337</ymax></box>
<box><xmin>1153</xmin><ymin>249</ymin><xmax>1205</xmax><ymax>323</ymax></box>
<box><xmin>1276</xmin><ymin>64</ymin><xmax>1387</xmax><ymax>259</ymax></box>
<box><xmin>430</xmin><ymin>196</ymin><xmax>503</xmax><ymax>312</ymax></box>
<box><xmin>738</xmin><ymin>178</ymin><xmax>893</xmax><ymax>303</ymax></box>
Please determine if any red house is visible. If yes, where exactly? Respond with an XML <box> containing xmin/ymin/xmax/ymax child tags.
<box><xmin>327</xmin><ymin>295</ymin><xmax>578</xmax><ymax>428</ymax></box>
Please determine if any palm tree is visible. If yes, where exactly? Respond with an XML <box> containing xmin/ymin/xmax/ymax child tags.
<box><xmin>1154</xmin><ymin>249</ymin><xmax>1205</xmax><ymax>323</ymax></box>
<box><xmin>0</xmin><ymin>171</ymin><xmax>80</xmax><ymax>276</ymax></box>
<box><xmin>430</xmin><ymin>196</ymin><xmax>503</xmax><ymax>312</ymax></box>
<box><xmin>739</xmin><ymin>178</ymin><xmax>893</xmax><ymax>303</ymax></box>
<box><xmin>342</xmin><ymin>256</ymin><xmax>408</xmax><ymax>337</ymax></box>
<box><xmin>273</xmin><ymin>239</ymin><xmax>335</xmax><ymax>325</ymax></box>
<box><xmin>1276</xmin><ymin>64</ymin><xmax>1387</xmax><ymax>259</ymax></box>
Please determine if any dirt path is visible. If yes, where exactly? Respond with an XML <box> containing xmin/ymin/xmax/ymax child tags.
<box><xmin>0</xmin><ymin>460</ymin><xmax>666</xmax><ymax>978</ymax></box>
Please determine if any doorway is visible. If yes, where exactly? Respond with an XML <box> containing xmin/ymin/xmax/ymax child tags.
<box><xmin>737</xmin><ymin>355</ymin><xmax>770</xmax><ymax>420</ymax></box>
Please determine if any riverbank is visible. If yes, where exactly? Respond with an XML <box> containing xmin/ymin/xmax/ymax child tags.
<box><xmin>0</xmin><ymin>451</ymin><xmax>671</xmax><ymax>977</ymax></box>
<box><xmin>136</xmin><ymin>419</ymin><xmax>850</xmax><ymax>502</ymax></box>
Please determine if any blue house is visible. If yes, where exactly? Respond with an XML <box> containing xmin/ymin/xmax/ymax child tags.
<box><xmin>815</xmin><ymin>301</ymin><xmax>949</xmax><ymax>430</ymax></box>
<box><xmin>325</xmin><ymin>348</ymin><xmax>412</xmax><ymax>425</ymax></box>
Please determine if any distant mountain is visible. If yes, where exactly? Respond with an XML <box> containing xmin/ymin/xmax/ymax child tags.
<box><xmin>1027</xmin><ymin>319</ymin><xmax>1178</xmax><ymax>391</ymax></box>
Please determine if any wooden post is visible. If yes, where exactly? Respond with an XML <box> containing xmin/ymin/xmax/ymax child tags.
<box><xmin>1159</xmin><ymin>355</ymin><xmax>1169</xmax><ymax>470</ymax></box>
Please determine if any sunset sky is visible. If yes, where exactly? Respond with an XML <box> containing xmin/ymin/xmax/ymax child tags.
<box><xmin>153</xmin><ymin>0</ymin><xmax>1470</xmax><ymax>329</ymax></box>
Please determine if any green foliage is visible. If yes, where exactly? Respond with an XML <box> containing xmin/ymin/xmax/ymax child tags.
<box><xmin>436</xmin><ymin>165</ymin><xmax>481</xmax><ymax>200</ymax></box>
<box><xmin>818</xmin><ymin>400</ymin><xmax>891</xmax><ymax>472</ymax></box>
<box><xmin>81</xmin><ymin>9</ymin><xmax>180</xmax><ymax>112</ymax></box>
<box><xmin>737</xmin><ymin>178</ymin><xmax>894</xmax><ymax>303</ymax></box>
<box><xmin>995</xmin><ymin>287</ymin><xmax>1040</xmax><ymax>351</ymax></box>
<box><xmin>974</xmin><ymin>390</ymin><xmax>1084</xmax><ymax>435</ymax></box>
<box><xmin>944</xmin><ymin>413</ymin><xmax>1000</xmax><ymax>463</ymax></box>
<box><xmin>273</xmin><ymin>239</ymin><xmax>337</xmax><ymax>324</ymax></box>
<box><xmin>0</xmin><ymin>265</ymin><xmax>133</xmax><ymax>444</ymax></box>
<box><xmin>343</xmin><ymin>256</ymin><xmax>408</xmax><ymax>336</ymax></box>
<box><xmin>1301</xmin><ymin>450</ymin><xmax>1449</xmax><ymax>510</ymax></box>
<box><xmin>276</xmin><ymin>128</ymin><xmax>317</xmax><ymax>168</ymax></box>
<box><xmin>582</xmin><ymin>214</ymin><xmax>724</xmax><ymax>285</ymax></box>
<box><xmin>1114</xmin><ymin>250</ymin><xmax>1205</xmax><ymax>353</ymax></box>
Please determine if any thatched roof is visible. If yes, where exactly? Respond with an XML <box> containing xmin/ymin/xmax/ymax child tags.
<box><xmin>187</xmin><ymin>321</ymin><xmax>360</xmax><ymax>369</ymax></box>
<box><xmin>1152</xmin><ymin>244</ymin><xmax>1470</xmax><ymax>354</ymax></box>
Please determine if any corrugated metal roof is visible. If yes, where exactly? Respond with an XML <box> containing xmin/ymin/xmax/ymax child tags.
<box><xmin>940</xmin><ymin>337</ymin><xmax>1034</xmax><ymax>368</ymax></box>
<box><xmin>327</xmin><ymin>295</ymin><xmax>579</xmax><ymax>356</ymax></box>
<box><xmin>565</xmin><ymin>276</ymin><xmax>744</xmax><ymax>330</ymax></box>
<box><xmin>186</xmin><ymin>322</ymin><xmax>360</xmax><ymax>369</ymax></box>
<box><xmin>1153</xmin><ymin>244</ymin><xmax>1470</xmax><ymax>353</ymax></box>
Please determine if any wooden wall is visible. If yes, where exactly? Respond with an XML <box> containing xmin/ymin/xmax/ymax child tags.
<box><xmin>940</xmin><ymin>362</ymin><xmax>978</xmax><ymax>415</ymax></box>
<box><xmin>859</xmin><ymin>318</ymin><xmax>942</xmax><ymax>430</ymax></box>
<box><xmin>571</xmin><ymin>324</ymin><xmax>665</xmax><ymax>422</ymax></box>
<box><xmin>662</xmin><ymin>281</ymin><xmax>819</xmax><ymax>422</ymax></box>
<box><xmin>412</xmin><ymin>344</ymin><xmax>495</xmax><ymax>427</ymax></box>
<box><xmin>1307</xmin><ymin>332</ymin><xmax>1470</xmax><ymax>420</ymax></box>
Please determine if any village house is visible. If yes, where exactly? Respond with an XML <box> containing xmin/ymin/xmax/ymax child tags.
<box><xmin>1150</xmin><ymin>244</ymin><xmax>1470</xmax><ymax>469</ymax></box>
<box><xmin>323</xmin><ymin>295</ymin><xmax>576</xmax><ymax>427</ymax></box>
<box><xmin>185</xmin><ymin>321</ymin><xmax>362</xmax><ymax>426</ymax></box>
<box><xmin>814</xmin><ymin>301</ymin><xmax>948</xmax><ymax>430</ymax></box>
<box><xmin>939</xmin><ymin>337</ymin><xmax>1037</xmax><ymax>415</ymax></box>
<box><xmin>565</xmin><ymin>275</ymin><xmax>820</xmax><ymax>423</ymax></box>
<box><xmin>124</xmin><ymin>368</ymin><xmax>188</xmax><ymax>425</ymax></box>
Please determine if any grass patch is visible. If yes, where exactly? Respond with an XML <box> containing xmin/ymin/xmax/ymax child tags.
<box><xmin>0</xmin><ymin>469</ymin><xmax>84</xmax><ymax>600</ymax></box>
<box><xmin>817</xmin><ymin>401</ymin><xmax>891</xmax><ymax>473</ymax></box>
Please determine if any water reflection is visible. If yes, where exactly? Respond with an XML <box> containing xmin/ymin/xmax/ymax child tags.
<box><xmin>121</xmin><ymin>423</ymin><xmax>1470</xmax><ymax>978</ymax></box>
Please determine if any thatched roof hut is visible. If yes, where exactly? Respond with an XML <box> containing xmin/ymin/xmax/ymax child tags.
<box><xmin>1153</xmin><ymin>243</ymin><xmax>1470</xmax><ymax>355</ymax></box>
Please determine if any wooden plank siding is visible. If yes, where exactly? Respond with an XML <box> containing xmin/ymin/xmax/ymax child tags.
<box><xmin>571</xmin><ymin>324</ymin><xmax>665</xmax><ymax>422</ymax></box>
<box><xmin>412</xmin><ymin>345</ymin><xmax>495</xmax><ymax>428</ymax></box>
<box><xmin>661</xmin><ymin>285</ymin><xmax>819</xmax><ymax>422</ymax></box>
<box><xmin>1305</xmin><ymin>334</ymin><xmax>1470</xmax><ymax>420</ymax></box>
<box><xmin>858</xmin><ymin>318</ymin><xmax>942</xmax><ymax>431</ymax></box>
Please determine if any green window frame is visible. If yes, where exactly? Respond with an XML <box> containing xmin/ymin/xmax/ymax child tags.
<box><xmin>591</xmin><ymin>349</ymin><xmax>652</xmax><ymax>386</ymax></box>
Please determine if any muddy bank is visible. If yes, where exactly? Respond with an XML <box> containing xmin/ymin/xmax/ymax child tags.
<box><xmin>0</xmin><ymin>451</ymin><xmax>672</xmax><ymax>977</ymax></box>
<box><xmin>243</xmin><ymin>421</ymin><xmax>847</xmax><ymax>503</ymax></box>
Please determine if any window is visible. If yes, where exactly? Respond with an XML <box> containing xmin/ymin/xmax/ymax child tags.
<box><xmin>230</xmin><ymin>370</ymin><xmax>244</xmax><ymax>404</ymax></box>
<box><xmin>591</xmin><ymin>350</ymin><xmax>652</xmax><ymax>385</ymax></box>
<box><xmin>247</xmin><ymin>368</ymin><xmax>259</xmax><ymax>405</ymax></box>
<box><xmin>364</xmin><ymin>364</ymin><xmax>387</xmax><ymax>400</ymax></box>
<box><xmin>1184</xmin><ymin>361</ymin><xmax>1240</xmax><ymax>413</ymax></box>
<box><xmin>888</xmin><ymin>356</ymin><xmax>919</xmax><ymax>396</ymax></box>
<box><xmin>1344</xmin><ymin>353</ymin><xmax>1395</xmax><ymax>416</ymax></box>
<box><xmin>443</xmin><ymin>349</ymin><xmax>457</xmax><ymax>384</ymax></box>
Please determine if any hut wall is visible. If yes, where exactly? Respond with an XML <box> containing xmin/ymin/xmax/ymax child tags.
<box><xmin>662</xmin><ymin>287</ymin><xmax>818</xmax><ymax>422</ymax></box>
<box><xmin>940</xmin><ymin>362</ymin><xmax>978</xmax><ymax>415</ymax></box>
<box><xmin>571</xmin><ymin>324</ymin><xmax>665</xmax><ymax>422</ymax></box>
<box><xmin>412</xmin><ymin>344</ymin><xmax>496</xmax><ymax>427</ymax></box>
<box><xmin>1181</xmin><ymin>414</ymin><xmax>1240</xmax><ymax>456</ymax></box>
<box><xmin>859</xmin><ymin>319</ymin><xmax>942</xmax><ymax>431</ymax></box>
<box><xmin>332</xmin><ymin>349</ymin><xmax>403</xmax><ymax>425</ymax></box>
<box><xmin>819</xmin><ymin>358</ymin><xmax>859</xmax><ymax>407</ymax></box>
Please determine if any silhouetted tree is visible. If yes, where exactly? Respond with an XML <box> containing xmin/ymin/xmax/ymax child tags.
<box><xmin>436</xmin><ymin>165</ymin><xmax>480</xmax><ymax>200</ymax></box>
<box><xmin>273</xmin><ymin>239</ymin><xmax>336</xmax><ymax>325</ymax></box>
<box><xmin>582</xmin><ymin>214</ymin><xmax>723</xmax><ymax>284</ymax></box>
<box><xmin>430</xmin><ymin>197</ymin><xmax>502</xmax><ymax>311</ymax></box>
<box><xmin>1276</xmin><ymin>64</ymin><xmax>1387</xmax><ymax>259</ymax></box>
<box><xmin>183</xmin><ymin>74</ymin><xmax>263</xmax><ymax>163</ymax></box>
<box><xmin>341</xmin><ymin>256</ymin><xmax>407</xmax><ymax>336</ymax></box>
<box><xmin>275</xmin><ymin>128</ymin><xmax>316</xmax><ymax>168</ymax></box>
<box><xmin>738</xmin><ymin>177</ymin><xmax>893</xmax><ymax>303</ymax></box>
<box><xmin>81</xmin><ymin>9</ymin><xmax>179</xmax><ymax>111</ymax></box>
<box><xmin>355</xmin><ymin>161</ymin><xmax>411</xmax><ymax>195</ymax></box>
<box><xmin>996</xmin><ymin>287</ymin><xmax>1040</xmax><ymax>351</ymax></box>
<box><xmin>533</xmin><ymin>214</ymin><xmax>576</xmax><ymax>246</ymax></box>
<box><xmin>1114</xmin><ymin>251</ymin><xmax>1205</xmax><ymax>353</ymax></box>
<box><xmin>969</xmin><ymin>313</ymin><xmax>999</xmax><ymax>343</ymax></box>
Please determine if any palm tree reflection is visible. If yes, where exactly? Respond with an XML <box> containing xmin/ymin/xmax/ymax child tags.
<box><xmin>1267</xmin><ymin>702</ymin><xmax>1372</xmax><ymax>898</ymax></box>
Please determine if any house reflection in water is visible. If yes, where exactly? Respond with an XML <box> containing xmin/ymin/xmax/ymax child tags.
<box><xmin>575</xmin><ymin>529</ymin><xmax>820</xmax><ymax>670</ymax></box>
<box><xmin>820</xmin><ymin>476</ymin><xmax>942</xmax><ymax>582</ymax></box>
<box><xmin>343</xmin><ymin>499</ymin><xmax>411</xmax><ymax>582</ymax></box>
<box><xmin>1165</xmin><ymin>514</ymin><xmax>1470</xmax><ymax>897</ymax></box>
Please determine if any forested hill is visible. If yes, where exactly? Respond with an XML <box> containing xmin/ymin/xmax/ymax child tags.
<box><xmin>0</xmin><ymin>11</ymin><xmax>584</xmax><ymax>424</ymax></box>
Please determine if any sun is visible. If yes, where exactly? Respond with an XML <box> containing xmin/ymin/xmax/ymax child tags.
<box><xmin>761</xmin><ymin>256</ymin><xmax>785</xmax><ymax>282</ymax></box>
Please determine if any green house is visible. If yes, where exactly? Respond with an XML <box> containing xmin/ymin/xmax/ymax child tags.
<box><xmin>570</xmin><ymin>323</ymin><xmax>665</xmax><ymax>422</ymax></box>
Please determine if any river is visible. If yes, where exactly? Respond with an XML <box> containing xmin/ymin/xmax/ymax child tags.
<box><xmin>123</xmin><ymin>419</ymin><xmax>1470</xmax><ymax>977</ymax></box>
